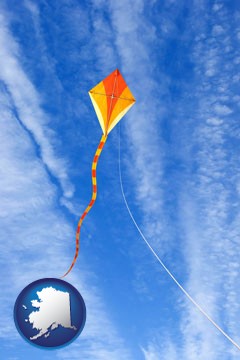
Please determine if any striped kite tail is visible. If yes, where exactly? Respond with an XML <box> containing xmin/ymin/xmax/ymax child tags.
<box><xmin>62</xmin><ymin>134</ymin><xmax>108</xmax><ymax>278</ymax></box>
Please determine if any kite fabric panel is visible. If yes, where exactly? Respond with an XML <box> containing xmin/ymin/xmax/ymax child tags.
<box><xmin>88</xmin><ymin>69</ymin><xmax>136</xmax><ymax>135</ymax></box>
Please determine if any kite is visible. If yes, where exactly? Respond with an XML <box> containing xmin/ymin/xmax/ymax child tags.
<box><xmin>62</xmin><ymin>69</ymin><xmax>135</xmax><ymax>277</ymax></box>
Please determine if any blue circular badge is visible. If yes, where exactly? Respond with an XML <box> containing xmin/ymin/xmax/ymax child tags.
<box><xmin>14</xmin><ymin>278</ymin><xmax>86</xmax><ymax>349</ymax></box>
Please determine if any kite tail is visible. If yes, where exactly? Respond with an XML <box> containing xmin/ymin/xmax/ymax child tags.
<box><xmin>62</xmin><ymin>134</ymin><xmax>108</xmax><ymax>278</ymax></box>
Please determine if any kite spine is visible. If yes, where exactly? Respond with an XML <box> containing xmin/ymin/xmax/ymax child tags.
<box><xmin>62</xmin><ymin>134</ymin><xmax>107</xmax><ymax>278</ymax></box>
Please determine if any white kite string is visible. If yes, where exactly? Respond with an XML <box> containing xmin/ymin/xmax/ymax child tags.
<box><xmin>118</xmin><ymin>125</ymin><xmax>240</xmax><ymax>351</ymax></box>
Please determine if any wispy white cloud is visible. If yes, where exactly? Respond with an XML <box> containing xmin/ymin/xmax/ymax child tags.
<box><xmin>177</xmin><ymin>2</ymin><xmax>240</xmax><ymax>358</ymax></box>
<box><xmin>141</xmin><ymin>338</ymin><xmax>178</xmax><ymax>360</ymax></box>
<box><xmin>0</xmin><ymin>10</ymin><xmax>73</xmax><ymax>199</ymax></box>
<box><xmin>214</xmin><ymin>103</ymin><xmax>232</xmax><ymax>116</ymax></box>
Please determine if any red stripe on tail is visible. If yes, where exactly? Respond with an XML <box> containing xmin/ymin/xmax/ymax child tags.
<box><xmin>61</xmin><ymin>134</ymin><xmax>107</xmax><ymax>278</ymax></box>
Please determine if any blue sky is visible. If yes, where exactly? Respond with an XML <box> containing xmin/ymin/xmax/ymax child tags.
<box><xmin>0</xmin><ymin>0</ymin><xmax>240</xmax><ymax>359</ymax></box>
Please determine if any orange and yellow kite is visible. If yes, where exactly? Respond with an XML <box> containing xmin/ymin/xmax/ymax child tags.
<box><xmin>63</xmin><ymin>69</ymin><xmax>135</xmax><ymax>277</ymax></box>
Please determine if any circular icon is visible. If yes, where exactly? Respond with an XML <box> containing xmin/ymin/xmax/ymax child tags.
<box><xmin>14</xmin><ymin>278</ymin><xmax>86</xmax><ymax>349</ymax></box>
